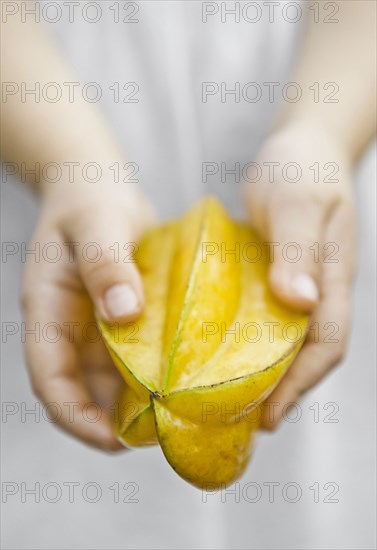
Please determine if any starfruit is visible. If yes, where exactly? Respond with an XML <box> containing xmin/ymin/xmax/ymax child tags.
<box><xmin>99</xmin><ymin>197</ymin><xmax>308</xmax><ymax>488</ymax></box>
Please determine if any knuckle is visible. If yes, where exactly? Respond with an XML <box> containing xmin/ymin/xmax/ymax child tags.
<box><xmin>80</xmin><ymin>251</ymin><xmax>138</xmax><ymax>294</ymax></box>
<box><xmin>80</xmin><ymin>251</ymin><xmax>119</xmax><ymax>284</ymax></box>
<box><xmin>262</xmin><ymin>420</ymin><xmax>279</xmax><ymax>432</ymax></box>
<box><xmin>20</xmin><ymin>288</ymin><xmax>33</xmax><ymax>311</ymax></box>
<box><xmin>29</xmin><ymin>375</ymin><xmax>43</xmax><ymax>401</ymax></box>
<box><xmin>327</xmin><ymin>343</ymin><xmax>347</xmax><ymax>369</ymax></box>
<box><xmin>332</xmin><ymin>345</ymin><xmax>346</xmax><ymax>365</ymax></box>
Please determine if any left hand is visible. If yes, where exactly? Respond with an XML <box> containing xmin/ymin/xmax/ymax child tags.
<box><xmin>245</xmin><ymin>124</ymin><xmax>357</xmax><ymax>429</ymax></box>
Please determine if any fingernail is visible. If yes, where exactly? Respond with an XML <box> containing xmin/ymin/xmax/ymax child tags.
<box><xmin>103</xmin><ymin>284</ymin><xmax>139</xmax><ymax>320</ymax></box>
<box><xmin>290</xmin><ymin>274</ymin><xmax>319</xmax><ymax>303</ymax></box>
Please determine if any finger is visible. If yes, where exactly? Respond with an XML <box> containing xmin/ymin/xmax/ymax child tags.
<box><xmin>79</xmin><ymin>338</ymin><xmax>124</xmax><ymax>411</ymax></box>
<box><xmin>22</xmin><ymin>252</ymin><xmax>124</xmax><ymax>450</ymax></box>
<box><xmin>62</xmin><ymin>206</ymin><xmax>144</xmax><ymax>323</ymax></box>
<box><xmin>266</xmin><ymin>190</ymin><xmax>329</xmax><ymax>312</ymax></box>
<box><xmin>262</xmin><ymin>200</ymin><xmax>356</xmax><ymax>429</ymax></box>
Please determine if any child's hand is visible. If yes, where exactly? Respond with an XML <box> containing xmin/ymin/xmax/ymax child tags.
<box><xmin>245</xmin><ymin>125</ymin><xmax>357</xmax><ymax>429</ymax></box>
<box><xmin>21</xmin><ymin>182</ymin><xmax>155</xmax><ymax>450</ymax></box>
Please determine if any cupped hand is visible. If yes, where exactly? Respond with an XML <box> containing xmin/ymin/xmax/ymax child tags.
<box><xmin>22</xmin><ymin>181</ymin><xmax>156</xmax><ymax>450</ymax></box>
<box><xmin>245</xmin><ymin>126</ymin><xmax>357</xmax><ymax>429</ymax></box>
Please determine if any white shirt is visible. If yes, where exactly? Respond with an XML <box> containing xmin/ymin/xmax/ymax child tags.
<box><xmin>46</xmin><ymin>0</ymin><xmax>303</xmax><ymax>217</ymax></box>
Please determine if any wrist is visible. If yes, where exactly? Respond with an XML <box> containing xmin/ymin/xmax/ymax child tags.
<box><xmin>268</xmin><ymin>117</ymin><xmax>351</xmax><ymax>167</ymax></box>
<box><xmin>274</xmin><ymin>113</ymin><xmax>356</xmax><ymax>167</ymax></box>
<box><xmin>39</xmin><ymin>160</ymin><xmax>155</xmax><ymax>237</ymax></box>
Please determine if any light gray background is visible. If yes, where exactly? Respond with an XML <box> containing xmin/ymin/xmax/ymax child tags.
<box><xmin>1</xmin><ymin>1</ymin><xmax>376</xmax><ymax>548</ymax></box>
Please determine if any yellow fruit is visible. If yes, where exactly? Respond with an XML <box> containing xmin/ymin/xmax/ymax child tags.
<box><xmin>98</xmin><ymin>197</ymin><xmax>308</xmax><ymax>488</ymax></box>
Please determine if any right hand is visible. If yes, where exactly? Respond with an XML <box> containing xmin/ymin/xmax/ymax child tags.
<box><xmin>22</xmin><ymin>181</ymin><xmax>156</xmax><ymax>451</ymax></box>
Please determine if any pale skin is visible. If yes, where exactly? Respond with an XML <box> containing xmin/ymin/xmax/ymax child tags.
<box><xmin>1</xmin><ymin>1</ymin><xmax>375</xmax><ymax>449</ymax></box>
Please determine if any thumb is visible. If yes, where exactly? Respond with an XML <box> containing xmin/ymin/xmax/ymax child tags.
<box><xmin>65</xmin><ymin>209</ymin><xmax>144</xmax><ymax>322</ymax></box>
<box><xmin>266</xmin><ymin>194</ymin><xmax>326</xmax><ymax>312</ymax></box>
